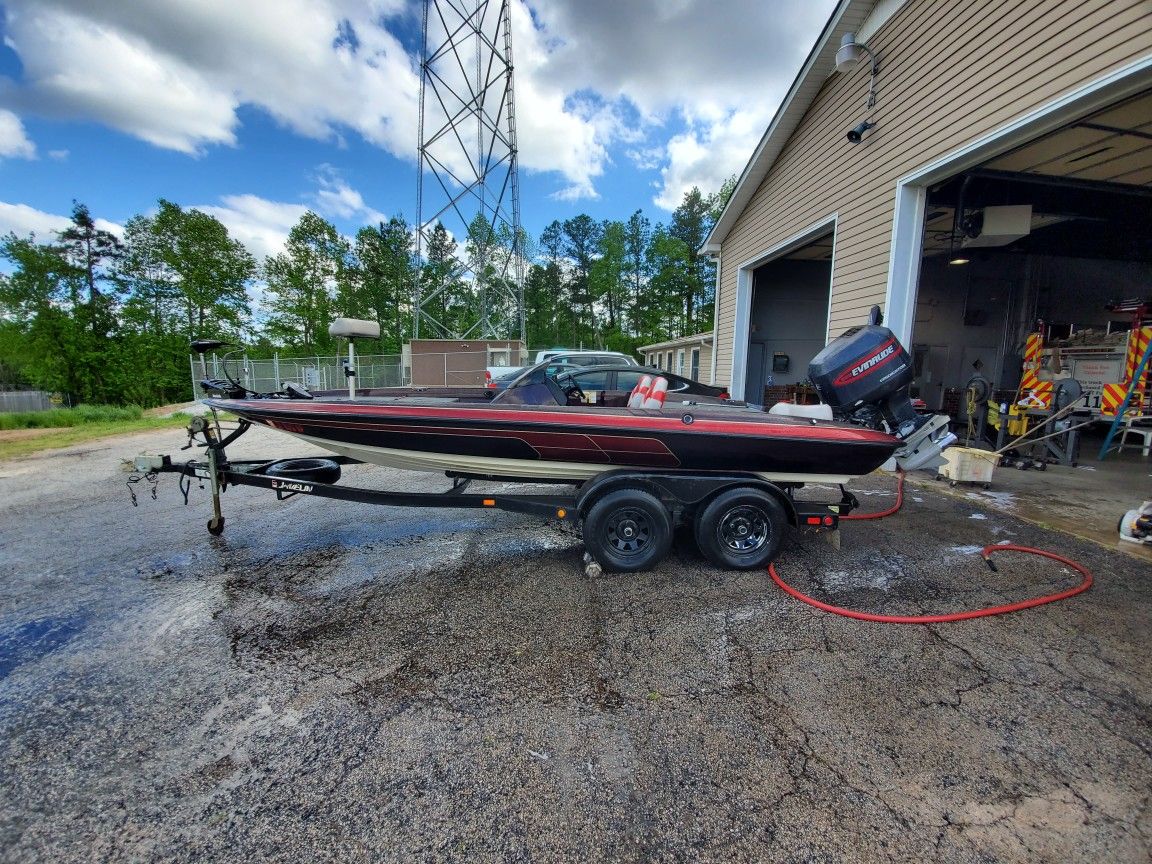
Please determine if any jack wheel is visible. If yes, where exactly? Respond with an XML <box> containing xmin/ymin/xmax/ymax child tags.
<box><xmin>694</xmin><ymin>487</ymin><xmax>786</xmax><ymax>570</ymax></box>
<box><xmin>208</xmin><ymin>516</ymin><xmax>225</xmax><ymax>536</ymax></box>
<box><xmin>582</xmin><ymin>489</ymin><xmax>672</xmax><ymax>573</ymax></box>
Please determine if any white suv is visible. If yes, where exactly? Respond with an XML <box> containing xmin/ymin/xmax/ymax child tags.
<box><xmin>533</xmin><ymin>349</ymin><xmax>638</xmax><ymax>367</ymax></box>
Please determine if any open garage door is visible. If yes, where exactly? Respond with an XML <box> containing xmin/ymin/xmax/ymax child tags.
<box><xmin>912</xmin><ymin>89</ymin><xmax>1152</xmax><ymax>418</ymax></box>
<box><xmin>743</xmin><ymin>232</ymin><xmax>833</xmax><ymax>406</ymax></box>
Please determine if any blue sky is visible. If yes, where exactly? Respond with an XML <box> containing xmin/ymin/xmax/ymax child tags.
<box><xmin>0</xmin><ymin>0</ymin><xmax>836</xmax><ymax>262</ymax></box>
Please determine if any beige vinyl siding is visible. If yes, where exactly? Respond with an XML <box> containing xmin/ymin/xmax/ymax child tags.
<box><xmin>715</xmin><ymin>0</ymin><xmax>1152</xmax><ymax>386</ymax></box>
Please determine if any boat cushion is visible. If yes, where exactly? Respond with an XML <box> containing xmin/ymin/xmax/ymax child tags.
<box><xmin>768</xmin><ymin>402</ymin><xmax>833</xmax><ymax>420</ymax></box>
<box><xmin>627</xmin><ymin>375</ymin><xmax>653</xmax><ymax>408</ymax></box>
<box><xmin>641</xmin><ymin>377</ymin><xmax>669</xmax><ymax>409</ymax></box>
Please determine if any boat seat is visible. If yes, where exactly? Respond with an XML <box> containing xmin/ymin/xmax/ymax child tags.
<box><xmin>328</xmin><ymin>317</ymin><xmax>381</xmax><ymax>340</ymax></box>
<box><xmin>768</xmin><ymin>402</ymin><xmax>833</xmax><ymax>420</ymax></box>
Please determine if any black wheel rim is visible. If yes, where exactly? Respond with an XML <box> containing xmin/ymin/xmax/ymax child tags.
<box><xmin>718</xmin><ymin>505</ymin><xmax>769</xmax><ymax>554</ymax></box>
<box><xmin>605</xmin><ymin>508</ymin><xmax>652</xmax><ymax>556</ymax></box>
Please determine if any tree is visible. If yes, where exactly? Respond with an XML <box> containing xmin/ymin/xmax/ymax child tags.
<box><xmin>561</xmin><ymin>215</ymin><xmax>602</xmax><ymax>346</ymax></box>
<box><xmin>645</xmin><ymin>228</ymin><xmax>692</xmax><ymax>339</ymax></box>
<box><xmin>263</xmin><ymin>212</ymin><xmax>350</xmax><ymax>352</ymax></box>
<box><xmin>56</xmin><ymin>201</ymin><xmax>122</xmax><ymax>309</ymax></box>
<box><xmin>417</xmin><ymin>222</ymin><xmax>469</xmax><ymax>337</ymax></box>
<box><xmin>113</xmin><ymin>200</ymin><xmax>255</xmax><ymax>405</ymax></box>
<box><xmin>349</xmin><ymin>216</ymin><xmax>414</xmax><ymax>353</ymax></box>
<box><xmin>589</xmin><ymin>220</ymin><xmax>626</xmax><ymax>333</ymax></box>
<box><xmin>669</xmin><ymin>187</ymin><xmax>715</xmax><ymax>334</ymax></box>
<box><xmin>622</xmin><ymin>210</ymin><xmax>651</xmax><ymax>337</ymax></box>
<box><xmin>707</xmin><ymin>174</ymin><xmax>738</xmax><ymax>224</ymax></box>
<box><xmin>118</xmin><ymin>200</ymin><xmax>255</xmax><ymax>342</ymax></box>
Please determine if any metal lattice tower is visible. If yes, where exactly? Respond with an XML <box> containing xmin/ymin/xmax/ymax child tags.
<box><xmin>414</xmin><ymin>0</ymin><xmax>525</xmax><ymax>341</ymax></box>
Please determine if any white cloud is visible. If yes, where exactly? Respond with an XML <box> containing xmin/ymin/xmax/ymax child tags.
<box><xmin>0</xmin><ymin>201</ymin><xmax>122</xmax><ymax>238</ymax></box>
<box><xmin>312</xmin><ymin>165</ymin><xmax>386</xmax><ymax>225</ymax></box>
<box><xmin>654</xmin><ymin>104</ymin><xmax>782</xmax><ymax>211</ymax></box>
<box><xmin>1</xmin><ymin>0</ymin><xmax>417</xmax><ymax>155</ymax></box>
<box><xmin>521</xmin><ymin>0</ymin><xmax>838</xmax><ymax>209</ymax></box>
<box><xmin>194</xmin><ymin>195</ymin><xmax>308</xmax><ymax>263</ymax></box>
<box><xmin>0</xmin><ymin>0</ymin><xmax>837</xmax><ymax>210</ymax></box>
<box><xmin>0</xmin><ymin>110</ymin><xmax>36</xmax><ymax>159</ymax></box>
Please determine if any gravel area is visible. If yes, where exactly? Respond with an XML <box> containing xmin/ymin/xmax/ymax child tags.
<box><xmin>0</xmin><ymin>423</ymin><xmax>1149</xmax><ymax>863</ymax></box>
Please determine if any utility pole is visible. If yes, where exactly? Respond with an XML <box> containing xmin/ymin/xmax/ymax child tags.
<box><xmin>413</xmin><ymin>0</ymin><xmax>525</xmax><ymax>342</ymax></box>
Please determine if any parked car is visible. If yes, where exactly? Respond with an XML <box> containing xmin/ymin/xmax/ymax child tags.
<box><xmin>492</xmin><ymin>359</ymin><xmax>729</xmax><ymax>401</ymax></box>
<box><xmin>551</xmin><ymin>364</ymin><xmax>730</xmax><ymax>401</ymax></box>
<box><xmin>485</xmin><ymin>349</ymin><xmax>638</xmax><ymax>385</ymax></box>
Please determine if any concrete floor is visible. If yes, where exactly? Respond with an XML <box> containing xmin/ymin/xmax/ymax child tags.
<box><xmin>910</xmin><ymin>424</ymin><xmax>1152</xmax><ymax>562</ymax></box>
<box><xmin>0</xmin><ymin>424</ymin><xmax>1149</xmax><ymax>863</ymax></box>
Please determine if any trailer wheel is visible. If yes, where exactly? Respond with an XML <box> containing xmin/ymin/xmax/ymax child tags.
<box><xmin>208</xmin><ymin>516</ymin><xmax>226</xmax><ymax>536</ymax></box>
<box><xmin>695</xmin><ymin>488</ymin><xmax>785</xmax><ymax>570</ymax></box>
<box><xmin>582</xmin><ymin>489</ymin><xmax>672</xmax><ymax>573</ymax></box>
<box><xmin>266</xmin><ymin>458</ymin><xmax>341</xmax><ymax>485</ymax></box>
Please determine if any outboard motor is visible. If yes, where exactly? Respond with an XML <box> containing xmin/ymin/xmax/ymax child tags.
<box><xmin>808</xmin><ymin>307</ymin><xmax>956</xmax><ymax>472</ymax></box>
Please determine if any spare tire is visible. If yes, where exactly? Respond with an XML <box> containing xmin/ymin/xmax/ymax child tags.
<box><xmin>265</xmin><ymin>458</ymin><xmax>341</xmax><ymax>485</ymax></box>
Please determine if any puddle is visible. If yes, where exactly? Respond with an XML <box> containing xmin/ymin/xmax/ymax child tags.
<box><xmin>0</xmin><ymin>615</ymin><xmax>87</xmax><ymax>680</ymax></box>
<box><xmin>949</xmin><ymin>545</ymin><xmax>985</xmax><ymax>555</ymax></box>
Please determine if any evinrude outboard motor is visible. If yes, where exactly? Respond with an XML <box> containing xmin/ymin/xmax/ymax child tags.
<box><xmin>808</xmin><ymin>307</ymin><xmax>956</xmax><ymax>472</ymax></box>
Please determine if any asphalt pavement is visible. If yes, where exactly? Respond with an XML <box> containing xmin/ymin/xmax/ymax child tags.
<box><xmin>0</xmin><ymin>423</ymin><xmax>1149</xmax><ymax>863</ymax></box>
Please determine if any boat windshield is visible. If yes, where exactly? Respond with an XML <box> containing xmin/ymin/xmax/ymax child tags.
<box><xmin>490</xmin><ymin>360</ymin><xmax>571</xmax><ymax>406</ymax></box>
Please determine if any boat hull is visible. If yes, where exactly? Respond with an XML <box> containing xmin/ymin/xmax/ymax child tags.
<box><xmin>206</xmin><ymin>398</ymin><xmax>900</xmax><ymax>484</ymax></box>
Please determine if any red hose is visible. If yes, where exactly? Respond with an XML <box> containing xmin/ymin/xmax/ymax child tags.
<box><xmin>769</xmin><ymin>545</ymin><xmax>1093</xmax><ymax>624</ymax></box>
<box><xmin>841</xmin><ymin>470</ymin><xmax>905</xmax><ymax>520</ymax></box>
<box><xmin>772</xmin><ymin>472</ymin><xmax>1094</xmax><ymax>623</ymax></box>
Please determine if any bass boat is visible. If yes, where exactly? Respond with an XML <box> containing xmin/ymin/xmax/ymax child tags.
<box><xmin>201</xmin><ymin>315</ymin><xmax>954</xmax><ymax>485</ymax></box>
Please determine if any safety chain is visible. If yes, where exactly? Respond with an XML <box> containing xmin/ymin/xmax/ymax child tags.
<box><xmin>126</xmin><ymin>470</ymin><xmax>160</xmax><ymax>507</ymax></box>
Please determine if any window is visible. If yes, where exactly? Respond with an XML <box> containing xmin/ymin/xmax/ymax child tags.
<box><xmin>569</xmin><ymin>368</ymin><xmax>612</xmax><ymax>390</ymax></box>
<box><xmin>676</xmin><ymin>349</ymin><xmax>685</xmax><ymax>375</ymax></box>
<box><xmin>616</xmin><ymin>370</ymin><xmax>644</xmax><ymax>391</ymax></box>
<box><xmin>690</xmin><ymin>348</ymin><xmax>700</xmax><ymax>380</ymax></box>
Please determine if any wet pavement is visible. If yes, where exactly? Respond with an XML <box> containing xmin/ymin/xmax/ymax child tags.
<box><xmin>0</xmin><ymin>424</ymin><xmax>1150</xmax><ymax>862</ymax></box>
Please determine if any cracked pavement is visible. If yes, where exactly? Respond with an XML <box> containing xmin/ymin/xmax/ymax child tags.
<box><xmin>0</xmin><ymin>424</ymin><xmax>1149</xmax><ymax>862</ymax></box>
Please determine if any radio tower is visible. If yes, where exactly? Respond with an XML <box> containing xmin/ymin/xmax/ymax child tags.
<box><xmin>414</xmin><ymin>0</ymin><xmax>525</xmax><ymax>342</ymax></box>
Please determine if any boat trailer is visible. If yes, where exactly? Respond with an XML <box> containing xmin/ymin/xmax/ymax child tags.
<box><xmin>132</xmin><ymin>414</ymin><xmax>858</xmax><ymax>573</ymax></box>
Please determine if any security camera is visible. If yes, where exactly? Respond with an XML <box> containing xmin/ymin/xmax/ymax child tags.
<box><xmin>846</xmin><ymin>120</ymin><xmax>875</xmax><ymax>143</ymax></box>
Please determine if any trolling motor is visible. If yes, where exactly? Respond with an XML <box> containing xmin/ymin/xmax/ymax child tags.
<box><xmin>808</xmin><ymin>307</ymin><xmax>956</xmax><ymax>472</ymax></box>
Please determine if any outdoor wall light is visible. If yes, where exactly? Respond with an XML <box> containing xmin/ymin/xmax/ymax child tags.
<box><xmin>846</xmin><ymin>121</ymin><xmax>875</xmax><ymax>143</ymax></box>
<box><xmin>835</xmin><ymin>32</ymin><xmax>878</xmax><ymax>105</ymax></box>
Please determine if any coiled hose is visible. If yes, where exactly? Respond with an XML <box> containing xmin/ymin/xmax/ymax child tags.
<box><xmin>770</xmin><ymin>472</ymin><xmax>1093</xmax><ymax>624</ymax></box>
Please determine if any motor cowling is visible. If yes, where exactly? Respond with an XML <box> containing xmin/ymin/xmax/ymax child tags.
<box><xmin>808</xmin><ymin>324</ymin><xmax>921</xmax><ymax>437</ymax></box>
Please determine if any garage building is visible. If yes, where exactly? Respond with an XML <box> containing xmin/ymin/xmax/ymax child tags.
<box><xmin>704</xmin><ymin>0</ymin><xmax>1152</xmax><ymax>415</ymax></box>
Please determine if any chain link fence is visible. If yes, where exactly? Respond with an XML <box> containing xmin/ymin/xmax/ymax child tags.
<box><xmin>0</xmin><ymin>390</ymin><xmax>55</xmax><ymax>412</ymax></box>
<box><xmin>190</xmin><ymin>353</ymin><xmax>407</xmax><ymax>397</ymax></box>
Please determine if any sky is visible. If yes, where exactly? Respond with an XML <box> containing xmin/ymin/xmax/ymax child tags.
<box><xmin>0</xmin><ymin>0</ymin><xmax>837</xmax><ymax>263</ymax></box>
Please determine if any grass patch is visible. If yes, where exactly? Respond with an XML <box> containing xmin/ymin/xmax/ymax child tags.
<box><xmin>0</xmin><ymin>414</ymin><xmax>192</xmax><ymax>461</ymax></box>
<box><xmin>0</xmin><ymin>404</ymin><xmax>146</xmax><ymax>430</ymax></box>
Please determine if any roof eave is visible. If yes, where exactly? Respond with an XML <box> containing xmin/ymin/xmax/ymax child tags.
<box><xmin>700</xmin><ymin>0</ymin><xmax>874</xmax><ymax>253</ymax></box>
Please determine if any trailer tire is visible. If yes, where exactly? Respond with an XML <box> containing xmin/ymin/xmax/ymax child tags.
<box><xmin>694</xmin><ymin>487</ymin><xmax>785</xmax><ymax>570</ymax></box>
<box><xmin>582</xmin><ymin>489</ymin><xmax>671</xmax><ymax>573</ymax></box>
<box><xmin>266</xmin><ymin>458</ymin><xmax>341</xmax><ymax>485</ymax></box>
